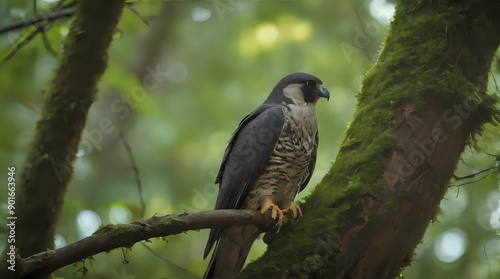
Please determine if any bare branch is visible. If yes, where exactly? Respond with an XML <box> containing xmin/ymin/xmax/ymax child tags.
<box><xmin>138</xmin><ymin>242</ymin><xmax>193</xmax><ymax>274</ymax></box>
<box><xmin>0</xmin><ymin>28</ymin><xmax>41</xmax><ymax>67</ymax></box>
<box><xmin>120</xmin><ymin>131</ymin><xmax>146</xmax><ymax>217</ymax></box>
<box><xmin>126</xmin><ymin>3</ymin><xmax>150</xmax><ymax>26</ymax></box>
<box><xmin>32</xmin><ymin>0</ymin><xmax>57</xmax><ymax>57</ymax></box>
<box><xmin>0</xmin><ymin>5</ymin><xmax>75</xmax><ymax>36</ymax></box>
<box><xmin>0</xmin><ymin>0</ymin><xmax>74</xmax><ymax>66</ymax></box>
<box><xmin>18</xmin><ymin>209</ymin><xmax>277</xmax><ymax>278</ymax></box>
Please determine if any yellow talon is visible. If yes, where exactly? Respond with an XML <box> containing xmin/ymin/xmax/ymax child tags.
<box><xmin>260</xmin><ymin>200</ymin><xmax>285</xmax><ymax>227</ymax></box>
<box><xmin>284</xmin><ymin>204</ymin><xmax>303</xmax><ymax>219</ymax></box>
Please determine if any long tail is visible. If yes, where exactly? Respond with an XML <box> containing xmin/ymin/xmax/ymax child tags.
<box><xmin>204</xmin><ymin>225</ymin><xmax>260</xmax><ymax>279</ymax></box>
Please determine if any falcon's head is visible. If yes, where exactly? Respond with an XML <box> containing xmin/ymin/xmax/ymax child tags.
<box><xmin>266</xmin><ymin>72</ymin><xmax>330</xmax><ymax>105</ymax></box>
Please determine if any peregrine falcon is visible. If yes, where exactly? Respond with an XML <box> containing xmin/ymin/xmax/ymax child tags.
<box><xmin>204</xmin><ymin>72</ymin><xmax>329</xmax><ymax>279</ymax></box>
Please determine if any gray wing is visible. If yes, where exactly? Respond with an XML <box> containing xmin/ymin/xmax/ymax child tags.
<box><xmin>204</xmin><ymin>104</ymin><xmax>285</xmax><ymax>258</ymax></box>
<box><xmin>299</xmin><ymin>130</ymin><xmax>318</xmax><ymax>193</ymax></box>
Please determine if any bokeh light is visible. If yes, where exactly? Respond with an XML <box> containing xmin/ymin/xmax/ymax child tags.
<box><xmin>434</xmin><ymin>228</ymin><xmax>468</xmax><ymax>263</ymax></box>
<box><xmin>440</xmin><ymin>187</ymin><xmax>469</xmax><ymax>221</ymax></box>
<box><xmin>109</xmin><ymin>203</ymin><xmax>133</xmax><ymax>224</ymax></box>
<box><xmin>192</xmin><ymin>6</ymin><xmax>211</xmax><ymax>22</ymax></box>
<box><xmin>369</xmin><ymin>0</ymin><xmax>395</xmax><ymax>24</ymax></box>
<box><xmin>255</xmin><ymin>23</ymin><xmax>280</xmax><ymax>48</ymax></box>
<box><xmin>477</xmin><ymin>190</ymin><xmax>500</xmax><ymax>230</ymax></box>
<box><xmin>54</xmin><ymin>233</ymin><xmax>66</xmax><ymax>249</ymax></box>
<box><xmin>76</xmin><ymin>210</ymin><xmax>102</xmax><ymax>239</ymax></box>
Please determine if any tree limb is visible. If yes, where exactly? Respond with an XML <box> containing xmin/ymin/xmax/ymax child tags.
<box><xmin>18</xmin><ymin>210</ymin><xmax>277</xmax><ymax>278</ymax></box>
<box><xmin>0</xmin><ymin>4</ymin><xmax>75</xmax><ymax>36</ymax></box>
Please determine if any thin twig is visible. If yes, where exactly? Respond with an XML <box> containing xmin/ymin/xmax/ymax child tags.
<box><xmin>126</xmin><ymin>3</ymin><xmax>150</xmax><ymax>26</ymax></box>
<box><xmin>120</xmin><ymin>131</ymin><xmax>146</xmax><ymax>218</ymax></box>
<box><xmin>32</xmin><ymin>0</ymin><xmax>57</xmax><ymax>56</ymax></box>
<box><xmin>0</xmin><ymin>28</ymin><xmax>41</xmax><ymax>67</ymax></box>
<box><xmin>455</xmin><ymin>172</ymin><xmax>493</xmax><ymax>187</ymax></box>
<box><xmin>40</xmin><ymin>26</ymin><xmax>58</xmax><ymax>57</ymax></box>
<box><xmin>453</xmin><ymin>166</ymin><xmax>496</xmax><ymax>181</ymax></box>
<box><xmin>139</xmin><ymin>242</ymin><xmax>185</xmax><ymax>270</ymax></box>
<box><xmin>139</xmin><ymin>242</ymin><xmax>199</xmax><ymax>277</ymax></box>
<box><xmin>0</xmin><ymin>0</ymin><xmax>74</xmax><ymax>66</ymax></box>
<box><xmin>483</xmin><ymin>245</ymin><xmax>492</xmax><ymax>278</ymax></box>
<box><xmin>0</xmin><ymin>4</ymin><xmax>75</xmax><ymax>35</ymax></box>
<box><xmin>39</xmin><ymin>0</ymin><xmax>68</xmax><ymax>57</ymax></box>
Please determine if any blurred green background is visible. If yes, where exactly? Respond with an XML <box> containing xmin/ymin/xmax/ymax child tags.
<box><xmin>0</xmin><ymin>0</ymin><xmax>499</xmax><ymax>278</ymax></box>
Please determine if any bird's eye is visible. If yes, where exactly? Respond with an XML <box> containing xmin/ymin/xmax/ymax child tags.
<box><xmin>306</xmin><ymin>80</ymin><xmax>316</xmax><ymax>87</ymax></box>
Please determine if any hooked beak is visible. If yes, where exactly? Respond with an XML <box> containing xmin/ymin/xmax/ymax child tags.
<box><xmin>318</xmin><ymin>84</ymin><xmax>330</xmax><ymax>101</ymax></box>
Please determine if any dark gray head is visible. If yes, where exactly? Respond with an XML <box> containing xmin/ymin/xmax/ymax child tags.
<box><xmin>265</xmin><ymin>72</ymin><xmax>330</xmax><ymax>105</ymax></box>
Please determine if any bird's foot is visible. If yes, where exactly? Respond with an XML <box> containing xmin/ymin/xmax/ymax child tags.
<box><xmin>260</xmin><ymin>200</ymin><xmax>285</xmax><ymax>228</ymax></box>
<box><xmin>284</xmin><ymin>204</ymin><xmax>303</xmax><ymax>221</ymax></box>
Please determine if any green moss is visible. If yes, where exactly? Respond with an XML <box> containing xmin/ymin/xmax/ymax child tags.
<box><xmin>93</xmin><ymin>224</ymin><xmax>129</xmax><ymax>236</ymax></box>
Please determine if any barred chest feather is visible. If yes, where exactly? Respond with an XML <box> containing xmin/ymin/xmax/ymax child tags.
<box><xmin>282</xmin><ymin>103</ymin><xmax>318</xmax><ymax>150</ymax></box>
<box><xmin>245</xmin><ymin>102</ymin><xmax>318</xmax><ymax>209</ymax></box>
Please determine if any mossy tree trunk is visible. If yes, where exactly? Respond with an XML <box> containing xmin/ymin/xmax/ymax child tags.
<box><xmin>239</xmin><ymin>1</ymin><xmax>500</xmax><ymax>278</ymax></box>
<box><xmin>1</xmin><ymin>0</ymin><xmax>125</xmax><ymax>278</ymax></box>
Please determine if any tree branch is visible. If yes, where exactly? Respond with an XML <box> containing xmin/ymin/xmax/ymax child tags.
<box><xmin>120</xmin><ymin>131</ymin><xmax>146</xmax><ymax>218</ymax></box>
<box><xmin>0</xmin><ymin>4</ymin><xmax>75</xmax><ymax>36</ymax></box>
<box><xmin>18</xmin><ymin>210</ymin><xmax>277</xmax><ymax>278</ymax></box>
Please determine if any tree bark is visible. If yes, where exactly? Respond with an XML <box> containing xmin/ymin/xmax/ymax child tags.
<box><xmin>17</xmin><ymin>210</ymin><xmax>276</xmax><ymax>278</ymax></box>
<box><xmin>2</xmin><ymin>1</ymin><xmax>126</xmax><ymax>278</ymax></box>
<box><xmin>238</xmin><ymin>1</ymin><xmax>500</xmax><ymax>278</ymax></box>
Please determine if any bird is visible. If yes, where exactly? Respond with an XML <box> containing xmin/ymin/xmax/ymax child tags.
<box><xmin>203</xmin><ymin>72</ymin><xmax>329</xmax><ymax>279</ymax></box>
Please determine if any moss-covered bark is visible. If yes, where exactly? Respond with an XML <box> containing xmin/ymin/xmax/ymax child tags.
<box><xmin>18</xmin><ymin>210</ymin><xmax>270</xmax><ymax>278</ymax></box>
<box><xmin>8</xmin><ymin>0</ymin><xmax>125</xmax><ymax>272</ymax></box>
<box><xmin>238</xmin><ymin>1</ymin><xmax>500</xmax><ymax>278</ymax></box>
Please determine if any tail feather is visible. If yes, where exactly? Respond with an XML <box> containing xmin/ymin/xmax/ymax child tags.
<box><xmin>204</xmin><ymin>225</ymin><xmax>260</xmax><ymax>279</ymax></box>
